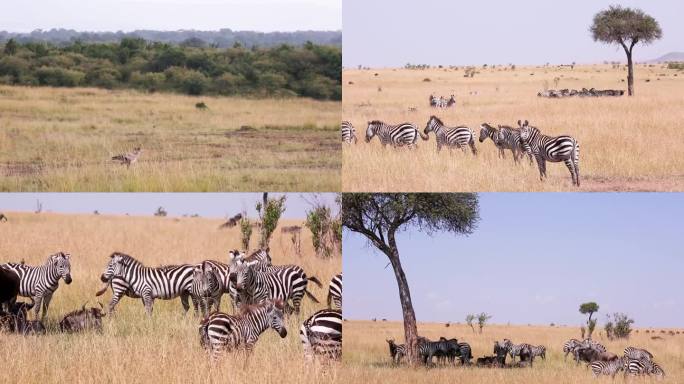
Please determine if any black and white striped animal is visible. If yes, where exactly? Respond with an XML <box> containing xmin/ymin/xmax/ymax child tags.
<box><xmin>479</xmin><ymin>123</ymin><xmax>529</xmax><ymax>162</ymax></box>
<box><xmin>300</xmin><ymin>308</ymin><xmax>342</xmax><ymax>361</ymax></box>
<box><xmin>341</xmin><ymin>121</ymin><xmax>357</xmax><ymax>144</ymax></box>
<box><xmin>503</xmin><ymin>339</ymin><xmax>534</xmax><ymax>363</ymax></box>
<box><xmin>529</xmin><ymin>344</ymin><xmax>546</xmax><ymax>360</ymax></box>
<box><xmin>387</xmin><ymin>339</ymin><xmax>407</xmax><ymax>364</ymax></box>
<box><xmin>190</xmin><ymin>261</ymin><xmax>223</xmax><ymax>317</ymax></box>
<box><xmin>439</xmin><ymin>337</ymin><xmax>472</xmax><ymax>365</ymax></box>
<box><xmin>424</xmin><ymin>116</ymin><xmax>477</xmax><ymax>154</ymax></box>
<box><xmin>112</xmin><ymin>147</ymin><xmax>142</xmax><ymax>168</ymax></box>
<box><xmin>231</xmin><ymin>260</ymin><xmax>321</xmax><ymax>314</ymax></box>
<box><xmin>327</xmin><ymin>273</ymin><xmax>342</xmax><ymax>309</ymax></box>
<box><xmin>623</xmin><ymin>347</ymin><xmax>653</xmax><ymax>361</ymax></box>
<box><xmin>624</xmin><ymin>358</ymin><xmax>665</xmax><ymax>377</ymax></box>
<box><xmin>590</xmin><ymin>357</ymin><xmax>626</xmax><ymax>377</ymax></box>
<box><xmin>1</xmin><ymin>252</ymin><xmax>72</xmax><ymax>321</ymax></box>
<box><xmin>417</xmin><ymin>337</ymin><xmax>446</xmax><ymax>365</ymax></box>
<box><xmin>198</xmin><ymin>299</ymin><xmax>287</xmax><ymax>359</ymax></box>
<box><xmin>518</xmin><ymin>120</ymin><xmax>580</xmax><ymax>186</ymax></box>
<box><xmin>98</xmin><ymin>252</ymin><xmax>195</xmax><ymax>315</ymax></box>
<box><xmin>365</xmin><ymin>120</ymin><xmax>428</xmax><ymax>148</ymax></box>
<box><xmin>563</xmin><ymin>338</ymin><xmax>582</xmax><ymax>360</ymax></box>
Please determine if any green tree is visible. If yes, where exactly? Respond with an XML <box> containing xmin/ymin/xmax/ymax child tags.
<box><xmin>239</xmin><ymin>215</ymin><xmax>253</xmax><ymax>250</ymax></box>
<box><xmin>257</xmin><ymin>193</ymin><xmax>287</xmax><ymax>248</ymax></box>
<box><xmin>590</xmin><ymin>6</ymin><xmax>662</xmax><ymax>96</ymax></box>
<box><xmin>3</xmin><ymin>38</ymin><xmax>18</xmax><ymax>55</ymax></box>
<box><xmin>580</xmin><ymin>302</ymin><xmax>600</xmax><ymax>338</ymax></box>
<box><xmin>606</xmin><ymin>312</ymin><xmax>634</xmax><ymax>339</ymax></box>
<box><xmin>477</xmin><ymin>312</ymin><xmax>492</xmax><ymax>334</ymax></box>
<box><xmin>465</xmin><ymin>314</ymin><xmax>476</xmax><ymax>333</ymax></box>
<box><xmin>342</xmin><ymin>193</ymin><xmax>479</xmax><ymax>364</ymax></box>
<box><xmin>305</xmin><ymin>198</ymin><xmax>341</xmax><ymax>258</ymax></box>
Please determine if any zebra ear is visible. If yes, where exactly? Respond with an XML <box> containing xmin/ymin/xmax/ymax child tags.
<box><xmin>524</xmin><ymin>120</ymin><xmax>529</xmax><ymax>126</ymax></box>
<box><xmin>517</xmin><ymin>120</ymin><xmax>522</xmax><ymax>127</ymax></box>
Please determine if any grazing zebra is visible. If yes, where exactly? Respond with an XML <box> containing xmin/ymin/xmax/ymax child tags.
<box><xmin>300</xmin><ymin>308</ymin><xmax>342</xmax><ymax>361</ymax></box>
<box><xmin>341</xmin><ymin>121</ymin><xmax>357</xmax><ymax>144</ymax></box>
<box><xmin>581</xmin><ymin>338</ymin><xmax>607</xmax><ymax>353</ymax></box>
<box><xmin>479</xmin><ymin>123</ymin><xmax>528</xmax><ymax>162</ymax></box>
<box><xmin>503</xmin><ymin>339</ymin><xmax>533</xmax><ymax>363</ymax></box>
<box><xmin>624</xmin><ymin>346</ymin><xmax>653</xmax><ymax>361</ymax></box>
<box><xmin>112</xmin><ymin>147</ymin><xmax>142</xmax><ymax>168</ymax></box>
<box><xmin>530</xmin><ymin>344</ymin><xmax>546</xmax><ymax>360</ymax></box>
<box><xmin>327</xmin><ymin>273</ymin><xmax>342</xmax><ymax>309</ymax></box>
<box><xmin>417</xmin><ymin>337</ymin><xmax>445</xmax><ymax>365</ymax></box>
<box><xmin>624</xmin><ymin>358</ymin><xmax>665</xmax><ymax>377</ymax></box>
<box><xmin>387</xmin><ymin>339</ymin><xmax>406</xmax><ymax>364</ymax></box>
<box><xmin>424</xmin><ymin>116</ymin><xmax>477</xmax><ymax>154</ymax></box>
<box><xmin>590</xmin><ymin>357</ymin><xmax>626</xmax><ymax>378</ymax></box>
<box><xmin>190</xmin><ymin>261</ymin><xmax>223</xmax><ymax>317</ymax></box>
<box><xmin>365</xmin><ymin>120</ymin><xmax>428</xmax><ymax>148</ymax></box>
<box><xmin>563</xmin><ymin>338</ymin><xmax>582</xmax><ymax>360</ymax></box>
<box><xmin>2</xmin><ymin>252</ymin><xmax>72</xmax><ymax>321</ymax></box>
<box><xmin>199</xmin><ymin>299</ymin><xmax>287</xmax><ymax>360</ymax></box>
<box><xmin>518</xmin><ymin>120</ymin><xmax>580</xmax><ymax>186</ymax></box>
<box><xmin>231</xmin><ymin>260</ymin><xmax>321</xmax><ymax>314</ymax></box>
<box><xmin>98</xmin><ymin>252</ymin><xmax>195</xmax><ymax>315</ymax></box>
<box><xmin>439</xmin><ymin>337</ymin><xmax>472</xmax><ymax>365</ymax></box>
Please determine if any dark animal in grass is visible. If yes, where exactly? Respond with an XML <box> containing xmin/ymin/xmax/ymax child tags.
<box><xmin>0</xmin><ymin>213</ymin><xmax>7</xmax><ymax>222</ymax></box>
<box><xmin>0</xmin><ymin>298</ymin><xmax>35</xmax><ymax>333</ymax></box>
<box><xmin>59</xmin><ymin>302</ymin><xmax>106</xmax><ymax>333</ymax></box>
<box><xmin>575</xmin><ymin>347</ymin><xmax>617</xmax><ymax>364</ymax></box>
<box><xmin>219</xmin><ymin>213</ymin><xmax>243</xmax><ymax>229</ymax></box>
<box><xmin>195</xmin><ymin>102</ymin><xmax>208</xmax><ymax>110</ymax></box>
<box><xmin>0</xmin><ymin>266</ymin><xmax>20</xmax><ymax>311</ymax></box>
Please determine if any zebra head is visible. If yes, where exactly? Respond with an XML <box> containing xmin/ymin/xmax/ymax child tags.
<box><xmin>424</xmin><ymin>116</ymin><xmax>440</xmax><ymax>135</ymax></box>
<box><xmin>517</xmin><ymin>120</ymin><xmax>534</xmax><ymax>142</ymax></box>
<box><xmin>50</xmin><ymin>252</ymin><xmax>72</xmax><ymax>284</ymax></box>
<box><xmin>365</xmin><ymin>121</ymin><xmax>380</xmax><ymax>142</ymax></box>
<box><xmin>231</xmin><ymin>261</ymin><xmax>253</xmax><ymax>292</ymax></box>
<box><xmin>267</xmin><ymin>299</ymin><xmax>288</xmax><ymax>338</ymax></box>
<box><xmin>193</xmin><ymin>262</ymin><xmax>218</xmax><ymax>296</ymax></box>
<box><xmin>100</xmin><ymin>252</ymin><xmax>126</xmax><ymax>283</ymax></box>
<box><xmin>479</xmin><ymin>123</ymin><xmax>495</xmax><ymax>142</ymax></box>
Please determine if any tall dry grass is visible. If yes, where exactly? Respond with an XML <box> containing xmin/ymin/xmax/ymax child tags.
<box><xmin>0</xmin><ymin>211</ymin><xmax>341</xmax><ymax>384</ymax></box>
<box><xmin>0</xmin><ymin>86</ymin><xmax>341</xmax><ymax>192</ymax></box>
<box><xmin>342</xmin><ymin>320</ymin><xmax>684</xmax><ymax>384</ymax></box>
<box><xmin>343</xmin><ymin>64</ymin><xmax>684</xmax><ymax>191</ymax></box>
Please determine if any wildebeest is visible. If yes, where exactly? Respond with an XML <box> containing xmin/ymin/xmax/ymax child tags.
<box><xmin>59</xmin><ymin>302</ymin><xmax>106</xmax><ymax>333</ymax></box>
<box><xmin>0</xmin><ymin>265</ymin><xmax>20</xmax><ymax>311</ymax></box>
<box><xmin>0</xmin><ymin>298</ymin><xmax>44</xmax><ymax>334</ymax></box>
<box><xmin>575</xmin><ymin>347</ymin><xmax>617</xmax><ymax>364</ymax></box>
<box><xmin>218</xmin><ymin>213</ymin><xmax>243</xmax><ymax>229</ymax></box>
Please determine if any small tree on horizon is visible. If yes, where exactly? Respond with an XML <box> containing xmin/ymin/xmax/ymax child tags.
<box><xmin>342</xmin><ymin>193</ymin><xmax>479</xmax><ymax>364</ymax></box>
<box><xmin>590</xmin><ymin>5</ymin><xmax>662</xmax><ymax>96</ymax></box>
<box><xmin>466</xmin><ymin>314</ymin><xmax>476</xmax><ymax>334</ymax></box>
<box><xmin>580</xmin><ymin>302</ymin><xmax>600</xmax><ymax>339</ymax></box>
<box><xmin>477</xmin><ymin>312</ymin><xmax>492</xmax><ymax>334</ymax></box>
<box><xmin>256</xmin><ymin>193</ymin><xmax>286</xmax><ymax>248</ymax></box>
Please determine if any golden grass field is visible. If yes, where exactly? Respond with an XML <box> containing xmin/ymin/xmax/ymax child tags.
<box><xmin>342</xmin><ymin>320</ymin><xmax>684</xmax><ymax>384</ymax></box>
<box><xmin>0</xmin><ymin>211</ymin><xmax>341</xmax><ymax>384</ymax></box>
<box><xmin>342</xmin><ymin>64</ymin><xmax>684</xmax><ymax>191</ymax></box>
<box><xmin>0</xmin><ymin>86</ymin><xmax>340</xmax><ymax>192</ymax></box>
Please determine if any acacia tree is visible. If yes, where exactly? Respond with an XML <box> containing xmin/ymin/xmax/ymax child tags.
<box><xmin>342</xmin><ymin>193</ymin><xmax>479</xmax><ymax>364</ymax></box>
<box><xmin>590</xmin><ymin>6</ymin><xmax>662</xmax><ymax>96</ymax></box>
<box><xmin>580</xmin><ymin>302</ymin><xmax>600</xmax><ymax>339</ymax></box>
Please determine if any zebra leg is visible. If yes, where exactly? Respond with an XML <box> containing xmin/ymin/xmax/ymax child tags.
<box><xmin>33</xmin><ymin>295</ymin><xmax>43</xmax><ymax>321</ymax></box>
<box><xmin>180</xmin><ymin>292</ymin><xmax>191</xmax><ymax>314</ymax></box>
<box><xmin>469</xmin><ymin>140</ymin><xmax>477</xmax><ymax>155</ymax></box>
<box><xmin>564</xmin><ymin>159</ymin><xmax>577</xmax><ymax>186</ymax></box>
<box><xmin>142</xmin><ymin>293</ymin><xmax>154</xmax><ymax>316</ymax></box>
<box><xmin>534</xmin><ymin>156</ymin><xmax>546</xmax><ymax>180</ymax></box>
<box><xmin>40</xmin><ymin>293</ymin><xmax>53</xmax><ymax>322</ymax></box>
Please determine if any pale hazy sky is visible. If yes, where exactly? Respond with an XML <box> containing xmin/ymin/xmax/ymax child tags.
<box><xmin>1</xmin><ymin>0</ymin><xmax>341</xmax><ymax>32</ymax></box>
<box><xmin>343</xmin><ymin>0</ymin><xmax>683</xmax><ymax>67</ymax></box>
<box><xmin>344</xmin><ymin>193</ymin><xmax>683</xmax><ymax>328</ymax></box>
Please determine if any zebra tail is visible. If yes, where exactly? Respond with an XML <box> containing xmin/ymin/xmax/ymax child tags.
<box><xmin>304</xmin><ymin>289</ymin><xmax>320</xmax><ymax>303</ymax></box>
<box><xmin>307</xmin><ymin>276</ymin><xmax>323</xmax><ymax>288</ymax></box>
<box><xmin>95</xmin><ymin>281</ymin><xmax>111</xmax><ymax>296</ymax></box>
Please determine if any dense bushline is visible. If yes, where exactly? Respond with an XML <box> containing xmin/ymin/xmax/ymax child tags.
<box><xmin>0</xmin><ymin>38</ymin><xmax>341</xmax><ymax>100</ymax></box>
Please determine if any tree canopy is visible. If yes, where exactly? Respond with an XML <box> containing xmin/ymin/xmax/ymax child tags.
<box><xmin>590</xmin><ymin>6</ymin><xmax>662</xmax><ymax>48</ymax></box>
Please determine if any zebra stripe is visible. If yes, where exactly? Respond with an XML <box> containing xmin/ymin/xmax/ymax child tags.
<box><xmin>199</xmin><ymin>299</ymin><xmax>287</xmax><ymax>359</ymax></box>
<box><xmin>624</xmin><ymin>358</ymin><xmax>665</xmax><ymax>377</ymax></box>
<box><xmin>342</xmin><ymin>121</ymin><xmax>357</xmax><ymax>144</ymax></box>
<box><xmin>530</xmin><ymin>344</ymin><xmax>546</xmax><ymax>360</ymax></box>
<box><xmin>2</xmin><ymin>252</ymin><xmax>72</xmax><ymax>320</ymax></box>
<box><xmin>365</xmin><ymin>120</ymin><xmax>428</xmax><ymax>148</ymax></box>
<box><xmin>386</xmin><ymin>339</ymin><xmax>406</xmax><ymax>364</ymax></box>
<box><xmin>99</xmin><ymin>252</ymin><xmax>195</xmax><ymax>315</ymax></box>
<box><xmin>563</xmin><ymin>338</ymin><xmax>582</xmax><ymax>360</ymax></box>
<box><xmin>327</xmin><ymin>273</ymin><xmax>342</xmax><ymax>309</ymax></box>
<box><xmin>190</xmin><ymin>261</ymin><xmax>223</xmax><ymax>317</ymax></box>
<box><xmin>624</xmin><ymin>346</ymin><xmax>653</xmax><ymax>361</ymax></box>
<box><xmin>591</xmin><ymin>357</ymin><xmax>626</xmax><ymax>377</ymax></box>
<box><xmin>479</xmin><ymin>123</ymin><xmax>530</xmax><ymax>162</ymax></box>
<box><xmin>503</xmin><ymin>339</ymin><xmax>534</xmax><ymax>363</ymax></box>
<box><xmin>300</xmin><ymin>308</ymin><xmax>342</xmax><ymax>361</ymax></box>
<box><xmin>518</xmin><ymin>120</ymin><xmax>580</xmax><ymax>186</ymax></box>
<box><xmin>417</xmin><ymin>337</ymin><xmax>445</xmax><ymax>365</ymax></box>
<box><xmin>424</xmin><ymin>116</ymin><xmax>477</xmax><ymax>154</ymax></box>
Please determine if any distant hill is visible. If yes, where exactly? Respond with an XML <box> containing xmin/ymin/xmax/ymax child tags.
<box><xmin>649</xmin><ymin>52</ymin><xmax>684</xmax><ymax>63</ymax></box>
<box><xmin>0</xmin><ymin>28</ymin><xmax>341</xmax><ymax>48</ymax></box>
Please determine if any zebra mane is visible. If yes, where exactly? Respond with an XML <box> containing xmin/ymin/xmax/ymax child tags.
<box><xmin>481</xmin><ymin>122</ymin><xmax>497</xmax><ymax>131</ymax></box>
<box><xmin>429</xmin><ymin>115</ymin><xmax>444</xmax><ymax>125</ymax></box>
<box><xmin>368</xmin><ymin>120</ymin><xmax>383</xmax><ymax>125</ymax></box>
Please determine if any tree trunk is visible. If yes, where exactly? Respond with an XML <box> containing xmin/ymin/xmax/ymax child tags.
<box><xmin>626</xmin><ymin>49</ymin><xmax>634</xmax><ymax>96</ymax></box>
<box><xmin>387</xmin><ymin>230</ymin><xmax>419</xmax><ymax>365</ymax></box>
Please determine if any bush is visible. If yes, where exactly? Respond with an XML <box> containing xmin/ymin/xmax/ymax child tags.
<box><xmin>35</xmin><ymin>67</ymin><xmax>85</xmax><ymax>87</ymax></box>
<box><xmin>239</xmin><ymin>216</ymin><xmax>253</xmax><ymax>250</ymax></box>
<box><xmin>606</xmin><ymin>313</ymin><xmax>634</xmax><ymax>339</ymax></box>
<box><xmin>256</xmin><ymin>194</ymin><xmax>286</xmax><ymax>248</ymax></box>
<box><xmin>305</xmin><ymin>203</ymin><xmax>341</xmax><ymax>258</ymax></box>
<box><xmin>85</xmin><ymin>67</ymin><xmax>120</xmax><ymax>89</ymax></box>
<box><xmin>130</xmin><ymin>71</ymin><xmax>165</xmax><ymax>92</ymax></box>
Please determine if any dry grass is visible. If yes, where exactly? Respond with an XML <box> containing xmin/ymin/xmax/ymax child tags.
<box><xmin>0</xmin><ymin>86</ymin><xmax>341</xmax><ymax>192</ymax></box>
<box><xmin>342</xmin><ymin>64</ymin><xmax>684</xmax><ymax>191</ymax></box>
<box><xmin>0</xmin><ymin>211</ymin><xmax>341</xmax><ymax>384</ymax></box>
<box><xmin>342</xmin><ymin>320</ymin><xmax>684</xmax><ymax>384</ymax></box>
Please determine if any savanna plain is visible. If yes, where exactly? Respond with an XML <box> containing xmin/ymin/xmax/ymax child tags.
<box><xmin>343</xmin><ymin>320</ymin><xmax>684</xmax><ymax>384</ymax></box>
<box><xmin>343</xmin><ymin>64</ymin><xmax>684</xmax><ymax>191</ymax></box>
<box><xmin>0</xmin><ymin>86</ymin><xmax>340</xmax><ymax>192</ymax></box>
<box><xmin>0</xmin><ymin>211</ymin><xmax>341</xmax><ymax>384</ymax></box>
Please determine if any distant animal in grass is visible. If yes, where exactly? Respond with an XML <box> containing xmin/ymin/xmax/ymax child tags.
<box><xmin>112</xmin><ymin>147</ymin><xmax>142</xmax><ymax>168</ymax></box>
<box><xmin>0</xmin><ymin>213</ymin><xmax>7</xmax><ymax>222</ymax></box>
<box><xmin>195</xmin><ymin>102</ymin><xmax>208</xmax><ymax>110</ymax></box>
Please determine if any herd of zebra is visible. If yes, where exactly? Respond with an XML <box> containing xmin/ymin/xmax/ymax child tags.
<box><xmin>429</xmin><ymin>94</ymin><xmax>456</xmax><ymax>108</ymax></box>
<box><xmin>342</xmin><ymin>117</ymin><xmax>581</xmax><ymax>186</ymax></box>
<box><xmin>538</xmin><ymin>88</ymin><xmax>625</xmax><ymax>98</ymax></box>
<box><xmin>0</xmin><ymin>249</ymin><xmax>343</xmax><ymax>362</ymax></box>
<box><xmin>385</xmin><ymin>336</ymin><xmax>665</xmax><ymax>378</ymax></box>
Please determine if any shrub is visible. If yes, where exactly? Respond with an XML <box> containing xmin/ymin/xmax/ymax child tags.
<box><xmin>35</xmin><ymin>67</ymin><xmax>85</xmax><ymax>87</ymax></box>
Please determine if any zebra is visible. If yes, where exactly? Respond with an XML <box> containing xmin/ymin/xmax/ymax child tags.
<box><xmin>386</xmin><ymin>339</ymin><xmax>407</xmax><ymax>364</ymax></box>
<box><xmin>231</xmin><ymin>260</ymin><xmax>321</xmax><ymax>314</ymax></box>
<box><xmin>199</xmin><ymin>299</ymin><xmax>287</xmax><ymax>360</ymax></box>
<box><xmin>590</xmin><ymin>356</ymin><xmax>626</xmax><ymax>378</ymax></box>
<box><xmin>563</xmin><ymin>338</ymin><xmax>582</xmax><ymax>360</ymax></box>
<box><xmin>300</xmin><ymin>308</ymin><xmax>342</xmax><ymax>361</ymax></box>
<box><xmin>190</xmin><ymin>261</ymin><xmax>223</xmax><ymax>317</ymax></box>
<box><xmin>98</xmin><ymin>252</ymin><xmax>195</xmax><ymax>315</ymax></box>
<box><xmin>503</xmin><ymin>339</ymin><xmax>534</xmax><ymax>364</ymax></box>
<box><xmin>623</xmin><ymin>346</ymin><xmax>653</xmax><ymax>361</ymax></box>
<box><xmin>517</xmin><ymin>120</ymin><xmax>580</xmax><ymax>186</ymax></box>
<box><xmin>479</xmin><ymin>123</ymin><xmax>529</xmax><ymax>162</ymax></box>
<box><xmin>439</xmin><ymin>337</ymin><xmax>472</xmax><ymax>365</ymax></box>
<box><xmin>423</xmin><ymin>116</ymin><xmax>477</xmax><ymax>154</ymax></box>
<box><xmin>112</xmin><ymin>147</ymin><xmax>142</xmax><ymax>168</ymax></box>
<box><xmin>2</xmin><ymin>252</ymin><xmax>72</xmax><ymax>321</ymax></box>
<box><xmin>581</xmin><ymin>338</ymin><xmax>607</xmax><ymax>352</ymax></box>
<box><xmin>530</xmin><ymin>344</ymin><xmax>546</xmax><ymax>360</ymax></box>
<box><xmin>327</xmin><ymin>273</ymin><xmax>342</xmax><ymax>309</ymax></box>
<box><xmin>365</xmin><ymin>120</ymin><xmax>428</xmax><ymax>148</ymax></box>
<box><xmin>624</xmin><ymin>358</ymin><xmax>665</xmax><ymax>377</ymax></box>
<box><xmin>417</xmin><ymin>337</ymin><xmax>446</xmax><ymax>366</ymax></box>
<box><xmin>341</xmin><ymin>121</ymin><xmax>357</xmax><ymax>144</ymax></box>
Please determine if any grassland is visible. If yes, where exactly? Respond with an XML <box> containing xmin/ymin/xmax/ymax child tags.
<box><xmin>342</xmin><ymin>64</ymin><xmax>684</xmax><ymax>191</ymax></box>
<box><xmin>342</xmin><ymin>320</ymin><xmax>684</xmax><ymax>384</ymax></box>
<box><xmin>0</xmin><ymin>211</ymin><xmax>341</xmax><ymax>384</ymax></box>
<box><xmin>0</xmin><ymin>86</ymin><xmax>341</xmax><ymax>192</ymax></box>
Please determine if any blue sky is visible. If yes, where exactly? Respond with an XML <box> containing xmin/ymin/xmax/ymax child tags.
<box><xmin>343</xmin><ymin>0</ymin><xmax>683</xmax><ymax>67</ymax></box>
<box><xmin>1</xmin><ymin>0</ymin><xmax>341</xmax><ymax>32</ymax></box>
<box><xmin>0</xmin><ymin>193</ymin><xmax>337</xmax><ymax>219</ymax></box>
<box><xmin>343</xmin><ymin>193</ymin><xmax>683</xmax><ymax>328</ymax></box>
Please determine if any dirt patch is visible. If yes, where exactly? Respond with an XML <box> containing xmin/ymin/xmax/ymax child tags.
<box><xmin>581</xmin><ymin>175</ymin><xmax>684</xmax><ymax>192</ymax></box>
